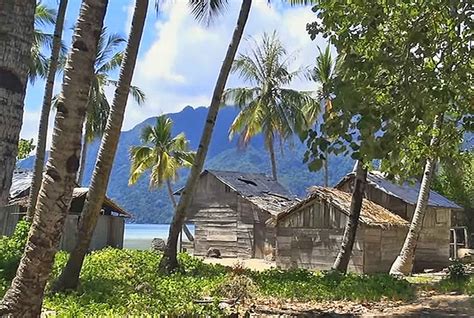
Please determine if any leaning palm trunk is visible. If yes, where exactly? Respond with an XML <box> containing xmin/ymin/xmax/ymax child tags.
<box><xmin>0</xmin><ymin>0</ymin><xmax>35</xmax><ymax>206</ymax></box>
<box><xmin>323</xmin><ymin>150</ymin><xmax>329</xmax><ymax>187</ymax></box>
<box><xmin>27</xmin><ymin>0</ymin><xmax>69</xmax><ymax>220</ymax></box>
<box><xmin>52</xmin><ymin>0</ymin><xmax>147</xmax><ymax>292</ymax></box>
<box><xmin>0</xmin><ymin>1</ymin><xmax>107</xmax><ymax>315</ymax></box>
<box><xmin>159</xmin><ymin>0</ymin><xmax>252</xmax><ymax>273</ymax></box>
<box><xmin>165</xmin><ymin>180</ymin><xmax>194</xmax><ymax>242</ymax></box>
<box><xmin>332</xmin><ymin>160</ymin><xmax>367</xmax><ymax>272</ymax></box>
<box><xmin>390</xmin><ymin>115</ymin><xmax>443</xmax><ymax>276</ymax></box>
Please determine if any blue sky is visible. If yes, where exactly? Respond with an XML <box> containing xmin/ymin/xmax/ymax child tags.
<box><xmin>22</xmin><ymin>0</ymin><xmax>328</xmax><ymax>145</ymax></box>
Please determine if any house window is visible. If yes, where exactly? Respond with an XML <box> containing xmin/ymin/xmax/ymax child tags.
<box><xmin>224</xmin><ymin>185</ymin><xmax>231</xmax><ymax>193</ymax></box>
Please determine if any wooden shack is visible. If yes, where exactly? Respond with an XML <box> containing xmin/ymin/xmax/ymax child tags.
<box><xmin>275</xmin><ymin>187</ymin><xmax>409</xmax><ymax>273</ymax></box>
<box><xmin>336</xmin><ymin>171</ymin><xmax>463</xmax><ymax>271</ymax></box>
<box><xmin>2</xmin><ymin>170</ymin><xmax>131</xmax><ymax>251</ymax></box>
<box><xmin>176</xmin><ymin>170</ymin><xmax>298</xmax><ymax>259</ymax></box>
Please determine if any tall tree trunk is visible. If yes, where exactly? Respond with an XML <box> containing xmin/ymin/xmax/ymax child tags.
<box><xmin>52</xmin><ymin>0</ymin><xmax>147</xmax><ymax>292</ymax></box>
<box><xmin>159</xmin><ymin>0</ymin><xmax>252</xmax><ymax>273</ymax></box>
<box><xmin>27</xmin><ymin>0</ymin><xmax>68</xmax><ymax>220</ymax></box>
<box><xmin>0</xmin><ymin>1</ymin><xmax>107</xmax><ymax>315</ymax></box>
<box><xmin>0</xmin><ymin>0</ymin><xmax>35</xmax><ymax>206</ymax></box>
<box><xmin>332</xmin><ymin>160</ymin><xmax>367</xmax><ymax>273</ymax></box>
<box><xmin>390</xmin><ymin>115</ymin><xmax>443</xmax><ymax>276</ymax></box>
<box><xmin>77</xmin><ymin>132</ymin><xmax>88</xmax><ymax>185</ymax></box>
<box><xmin>165</xmin><ymin>180</ymin><xmax>194</xmax><ymax>242</ymax></box>
<box><xmin>268</xmin><ymin>138</ymin><xmax>278</xmax><ymax>181</ymax></box>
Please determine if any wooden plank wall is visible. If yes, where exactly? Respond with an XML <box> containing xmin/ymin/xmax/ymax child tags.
<box><xmin>363</xmin><ymin>227</ymin><xmax>407</xmax><ymax>273</ymax></box>
<box><xmin>276</xmin><ymin>201</ymin><xmax>364</xmax><ymax>273</ymax></box>
<box><xmin>0</xmin><ymin>205</ymin><xmax>21</xmax><ymax>237</ymax></box>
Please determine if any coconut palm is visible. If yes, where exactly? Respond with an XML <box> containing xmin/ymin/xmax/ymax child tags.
<box><xmin>128</xmin><ymin>116</ymin><xmax>195</xmax><ymax>196</ymax></box>
<box><xmin>52</xmin><ymin>0</ymin><xmax>149</xmax><ymax>292</ymax></box>
<box><xmin>0</xmin><ymin>0</ymin><xmax>107</xmax><ymax>315</ymax></box>
<box><xmin>390</xmin><ymin>114</ymin><xmax>444</xmax><ymax>275</ymax></box>
<box><xmin>0</xmin><ymin>0</ymin><xmax>35</xmax><ymax>207</ymax></box>
<box><xmin>73</xmin><ymin>28</ymin><xmax>145</xmax><ymax>185</ymax></box>
<box><xmin>159</xmin><ymin>0</ymin><xmax>252</xmax><ymax>273</ymax></box>
<box><xmin>27</xmin><ymin>0</ymin><xmax>68</xmax><ymax>220</ymax></box>
<box><xmin>223</xmin><ymin>31</ymin><xmax>319</xmax><ymax>181</ymax></box>
<box><xmin>159</xmin><ymin>0</ymin><xmax>315</xmax><ymax>273</ymax></box>
<box><xmin>308</xmin><ymin>46</ymin><xmax>339</xmax><ymax>187</ymax></box>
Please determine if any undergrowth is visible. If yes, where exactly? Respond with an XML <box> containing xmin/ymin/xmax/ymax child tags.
<box><xmin>1</xmin><ymin>247</ymin><xmax>419</xmax><ymax>316</ymax></box>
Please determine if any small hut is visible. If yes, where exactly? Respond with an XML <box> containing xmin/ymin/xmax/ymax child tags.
<box><xmin>1</xmin><ymin>170</ymin><xmax>130</xmax><ymax>251</ymax></box>
<box><xmin>175</xmin><ymin>170</ymin><xmax>298</xmax><ymax>259</ymax></box>
<box><xmin>336</xmin><ymin>171</ymin><xmax>463</xmax><ymax>270</ymax></box>
<box><xmin>275</xmin><ymin>187</ymin><xmax>409</xmax><ymax>273</ymax></box>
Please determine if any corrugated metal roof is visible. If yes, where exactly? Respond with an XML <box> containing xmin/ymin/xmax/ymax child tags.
<box><xmin>278</xmin><ymin>187</ymin><xmax>409</xmax><ymax>228</ymax></box>
<box><xmin>9</xmin><ymin>170</ymin><xmax>33</xmax><ymax>199</ymax></box>
<box><xmin>8</xmin><ymin>171</ymin><xmax>131</xmax><ymax>217</ymax></box>
<box><xmin>336</xmin><ymin>171</ymin><xmax>462</xmax><ymax>210</ymax></box>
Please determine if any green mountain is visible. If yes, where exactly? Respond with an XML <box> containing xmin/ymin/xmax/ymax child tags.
<box><xmin>19</xmin><ymin>106</ymin><xmax>354</xmax><ymax>223</ymax></box>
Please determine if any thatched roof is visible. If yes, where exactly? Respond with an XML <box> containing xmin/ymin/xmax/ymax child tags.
<box><xmin>9</xmin><ymin>171</ymin><xmax>130</xmax><ymax>218</ymax></box>
<box><xmin>175</xmin><ymin>170</ymin><xmax>299</xmax><ymax>216</ymax></box>
<box><xmin>278</xmin><ymin>187</ymin><xmax>409</xmax><ymax>228</ymax></box>
<box><xmin>336</xmin><ymin>171</ymin><xmax>462</xmax><ymax>210</ymax></box>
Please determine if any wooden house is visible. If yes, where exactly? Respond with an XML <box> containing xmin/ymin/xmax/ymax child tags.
<box><xmin>176</xmin><ymin>170</ymin><xmax>298</xmax><ymax>259</ymax></box>
<box><xmin>336</xmin><ymin>171</ymin><xmax>463</xmax><ymax>270</ymax></box>
<box><xmin>274</xmin><ymin>187</ymin><xmax>409</xmax><ymax>273</ymax></box>
<box><xmin>1</xmin><ymin>170</ymin><xmax>131</xmax><ymax>251</ymax></box>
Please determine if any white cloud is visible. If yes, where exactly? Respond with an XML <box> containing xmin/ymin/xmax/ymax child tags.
<box><xmin>123</xmin><ymin>1</ymin><xmax>327</xmax><ymax>131</ymax></box>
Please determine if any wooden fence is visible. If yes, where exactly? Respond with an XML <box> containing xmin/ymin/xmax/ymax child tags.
<box><xmin>0</xmin><ymin>205</ymin><xmax>22</xmax><ymax>237</ymax></box>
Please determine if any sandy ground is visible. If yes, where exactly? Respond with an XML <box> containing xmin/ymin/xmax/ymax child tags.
<box><xmin>202</xmin><ymin>257</ymin><xmax>276</xmax><ymax>271</ymax></box>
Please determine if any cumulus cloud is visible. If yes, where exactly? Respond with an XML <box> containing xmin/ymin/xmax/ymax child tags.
<box><xmin>123</xmin><ymin>1</ymin><xmax>327</xmax><ymax>130</ymax></box>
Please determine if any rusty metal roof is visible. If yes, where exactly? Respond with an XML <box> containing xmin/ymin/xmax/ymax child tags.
<box><xmin>336</xmin><ymin>171</ymin><xmax>462</xmax><ymax>210</ymax></box>
<box><xmin>278</xmin><ymin>187</ymin><xmax>409</xmax><ymax>228</ymax></box>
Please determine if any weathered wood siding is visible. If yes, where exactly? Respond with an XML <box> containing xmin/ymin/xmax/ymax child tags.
<box><xmin>276</xmin><ymin>200</ymin><xmax>365</xmax><ymax>272</ymax></box>
<box><xmin>363</xmin><ymin>227</ymin><xmax>407</xmax><ymax>273</ymax></box>
<box><xmin>187</xmin><ymin>173</ymin><xmax>273</xmax><ymax>258</ymax></box>
<box><xmin>0</xmin><ymin>205</ymin><xmax>21</xmax><ymax>237</ymax></box>
<box><xmin>339</xmin><ymin>180</ymin><xmax>452</xmax><ymax>271</ymax></box>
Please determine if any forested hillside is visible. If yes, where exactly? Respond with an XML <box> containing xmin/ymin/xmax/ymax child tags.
<box><xmin>20</xmin><ymin>106</ymin><xmax>354</xmax><ymax>223</ymax></box>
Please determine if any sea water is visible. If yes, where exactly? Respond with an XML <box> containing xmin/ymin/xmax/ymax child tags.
<box><xmin>124</xmin><ymin>223</ymin><xmax>194</xmax><ymax>250</ymax></box>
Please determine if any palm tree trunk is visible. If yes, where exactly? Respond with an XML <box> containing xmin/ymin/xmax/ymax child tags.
<box><xmin>332</xmin><ymin>160</ymin><xmax>367</xmax><ymax>273</ymax></box>
<box><xmin>27</xmin><ymin>0</ymin><xmax>68</xmax><ymax>220</ymax></box>
<box><xmin>51</xmin><ymin>0</ymin><xmax>147</xmax><ymax>292</ymax></box>
<box><xmin>159</xmin><ymin>0</ymin><xmax>252</xmax><ymax>273</ymax></box>
<box><xmin>390</xmin><ymin>115</ymin><xmax>443</xmax><ymax>276</ymax></box>
<box><xmin>165</xmin><ymin>180</ymin><xmax>194</xmax><ymax>243</ymax></box>
<box><xmin>268</xmin><ymin>138</ymin><xmax>278</xmax><ymax>181</ymax></box>
<box><xmin>0</xmin><ymin>1</ymin><xmax>107</xmax><ymax>315</ymax></box>
<box><xmin>77</xmin><ymin>132</ymin><xmax>88</xmax><ymax>185</ymax></box>
<box><xmin>0</xmin><ymin>0</ymin><xmax>35</xmax><ymax>206</ymax></box>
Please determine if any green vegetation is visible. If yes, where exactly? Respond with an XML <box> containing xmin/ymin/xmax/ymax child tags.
<box><xmin>17</xmin><ymin>139</ymin><xmax>35</xmax><ymax>160</ymax></box>
<box><xmin>0</xmin><ymin>220</ymin><xmax>30</xmax><ymax>280</ymax></box>
<box><xmin>0</xmin><ymin>248</ymin><xmax>419</xmax><ymax>316</ymax></box>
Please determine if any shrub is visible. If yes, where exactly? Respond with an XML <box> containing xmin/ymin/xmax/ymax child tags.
<box><xmin>0</xmin><ymin>220</ymin><xmax>30</xmax><ymax>280</ymax></box>
<box><xmin>447</xmin><ymin>260</ymin><xmax>467</xmax><ymax>280</ymax></box>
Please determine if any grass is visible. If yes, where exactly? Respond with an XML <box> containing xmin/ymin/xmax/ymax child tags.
<box><xmin>1</xmin><ymin>248</ymin><xmax>418</xmax><ymax>316</ymax></box>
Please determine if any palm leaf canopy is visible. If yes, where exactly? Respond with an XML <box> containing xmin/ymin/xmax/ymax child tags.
<box><xmin>129</xmin><ymin>115</ymin><xmax>195</xmax><ymax>188</ymax></box>
<box><xmin>223</xmin><ymin>31</ymin><xmax>319</xmax><ymax>147</ymax></box>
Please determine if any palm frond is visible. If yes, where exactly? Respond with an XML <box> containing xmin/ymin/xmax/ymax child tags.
<box><xmin>35</xmin><ymin>2</ymin><xmax>56</xmax><ymax>27</ymax></box>
<box><xmin>188</xmin><ymin>0</ymin><xmax>229</xmax><ymax>25</ymax></box>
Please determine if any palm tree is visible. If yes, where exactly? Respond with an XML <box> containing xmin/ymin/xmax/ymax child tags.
<box><xmin>159</xmin><ymin>0</ymin><xmax>314</xmax><ymax>273</ymax></box>
<box><xmin>224</xmin><ymin>31</ymin><xmax>318</xmax><ymax>181</ymax></box>
<box><xmin>27</xmin><ymin>0</ymin><xmax>69</xmax><ymax>221</ymax></box>
<box><xmin>159</xmin><ymin>0</ymin><xmax>252</xmax><ymax>273</ymax></box>
<box><xmin>0</xmin><ymin>1</ymin><xmax>108</xmax><ymax>315</ymax></box>
<box><xmin>309</xmin><ymin>46</ymin><xmax>339</xmax><ymax>187</ymax></box>
<box><xmin>52</xmin><ymin>0</ymin><xmax>149</xmax><ymax>292</ymax></box>
<box><xmin>76</xmin><ymin>29</ymin><xmax>145</xmax><ymax>185</ymax></box>
<box><xmin>390</xmin><ymin>114</ymin><xmax>444</xmax><ymax>275</ymax></box>
<box><xmin>129</xmin><ymin>116</ymin><xmax>195</xmax><ymax>198</ymax></box>
<box><xmin>0</xmin><ymin>0</ymin><xmax>35</xmax><ymax>207</ymax></box>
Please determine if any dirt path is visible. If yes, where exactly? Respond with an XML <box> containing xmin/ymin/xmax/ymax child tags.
<box><xmin>246</xmin><ymin>294</ymin><xmax>474</xmax><ymax>317</ymax></box>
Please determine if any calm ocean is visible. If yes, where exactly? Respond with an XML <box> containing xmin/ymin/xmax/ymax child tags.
<box><xmin>124</xmin><ymin>223</ymin><xmax>194</xmax><ymax>250</ymax></box>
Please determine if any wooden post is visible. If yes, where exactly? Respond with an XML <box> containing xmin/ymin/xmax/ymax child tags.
<box><xmin>453</xmin><ymin>228</ymin><xmax>458</xmax><ymax>260</ymax></box>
